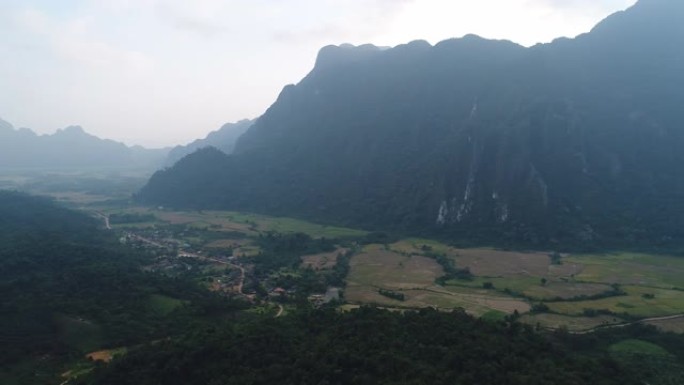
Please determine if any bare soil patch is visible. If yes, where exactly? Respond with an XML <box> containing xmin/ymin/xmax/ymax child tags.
<box><xmin>86</xmin><ymin>350</ymin><xmax>114</xmax><ymax>363</ymax></box>
<box><xmin>645</xmin><ymin>317</ymin><xmax>684</xmax><ymax>333</ymax></box>
<box><xmin>523</xmin><ymin>282</ymin><xmax>614</xmax><ymax>300</ymax></box>
<box><xmin>450</xmin><ymin>248</ymin><xmax>560</xmax><ymax>277</ymax></box>
<box><xmin>347</xmin><ymin>245</ymin><xmax>443</xmax><ymax>290</ymax></box>
<box><xmin>301</xmin><ymin>248</ymin><xmax>348</xmax><ymax>270</ymax></box>
<box><xmin>345</xmin><ymin>246</ymin><xmax>529</xmax><ymax>315</ymax></box>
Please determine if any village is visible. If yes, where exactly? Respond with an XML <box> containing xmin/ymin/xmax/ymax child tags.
<box><xmin>116</xmin><ymin>222</ymin><xmax>343</xmax><ymax>312</ymax></box>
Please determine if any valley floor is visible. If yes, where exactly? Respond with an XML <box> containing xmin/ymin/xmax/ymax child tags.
<box><xmin>82</xmin><ymin>199</ymin><xmax>684</xmax><ymax>334</ymax></box>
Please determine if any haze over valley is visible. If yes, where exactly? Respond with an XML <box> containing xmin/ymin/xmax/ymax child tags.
<box><xmin>3</xmin><ymin>1</ymin><xmax>684</xmax><ymax>384</ymax></box>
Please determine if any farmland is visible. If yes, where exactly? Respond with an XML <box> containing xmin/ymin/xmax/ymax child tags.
<box><xmin>31</xmin><ymin>192</ymin><xmax>684</xmax><ymax>333</ymax></box>
<box><xmin>345</xmin><ymin>244</ymin><xmax>531</xmax><ymax>316</ymax></box>
<box><xmin>343</xmin><ymin>238</ymin><xmax>684</xmax><ymax>332</ymax></box>
<box><xmin>301</xmin><ymin>248</ymin><xmax>348</xmax><ymax>270</ymax></box>
<box><xmin>146</xmin><ymin>209</ymin><xmax>367</xmax><ymax>239</ymax></box>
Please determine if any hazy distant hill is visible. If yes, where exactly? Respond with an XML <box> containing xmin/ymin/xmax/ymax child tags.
<box><xmin>0</xmin><ymin>119</ymin><xmax>169</xmax><ymax>171</ymax></box>
<box><xmin>164</xmin><ymin>119</ymin><xmax>252</xmax><ymax>166</ymax></box>
<box><xmin>139</xmin><ymin>0</ymin><xmax>684</xmax><ymax>250</ymax></box>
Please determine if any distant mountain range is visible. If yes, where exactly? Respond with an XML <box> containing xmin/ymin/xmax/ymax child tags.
<box><xmin>164</xmin><ymin>119</ymin><xmax>253</xmax><ymax>167</ymax></box>
<box><xmin>0</xmin><ymin>118</ymin><xmax>170</xmax><ymax>171</ymax></box>
<box><xmin>139</xmin><ymin>0</ymin><xmax>684</xmax><ymax>250</ymax></box>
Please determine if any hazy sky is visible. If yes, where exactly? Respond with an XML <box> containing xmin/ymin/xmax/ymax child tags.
<box><xmin>0</xmin><ymin>0</ymin><xmax>637</xmax><ymax>148</ymax></box>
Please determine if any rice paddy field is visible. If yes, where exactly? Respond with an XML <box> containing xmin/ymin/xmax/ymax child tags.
<box><xmin>347</xmin><ymin>238</ymin><xmax>684</xmax><ymax>332</ymax></box>
<box><xmin>345</xmin><ymin>244</ymin><xmax>530</xmax><ymax>316</ymax></box>
<box><xmin>72</xmin><ymin>201</ymin><xmax>684</xmax><ymax>333</ymax></box>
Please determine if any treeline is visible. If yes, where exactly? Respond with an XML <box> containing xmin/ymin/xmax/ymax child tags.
<box><xmin>80</xmin><ymin>307</ymin><xmax>672</xmax><ymax>385</ymax></box>
<box><xmin>378</xmin><ymin>288</ymin><xmax>405</xmax><ymax>301</ymax></box>
<box><xmin>250</xmin><ymin>232</ymin><xmax>336</xmax><ymax>274</ymax></box>
<box><xmin>426</xmin><ymin>252</ymin><xmax>473</xmax><ymax>284</ymax></box>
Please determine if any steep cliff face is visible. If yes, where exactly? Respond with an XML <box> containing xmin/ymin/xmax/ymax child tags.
<box><xmin>139</xmin><ymin>0</ymin><xmax>684</xmax><ymax>249</ymax></box>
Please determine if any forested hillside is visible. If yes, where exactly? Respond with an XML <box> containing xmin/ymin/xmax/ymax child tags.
<box><xmin>82</xmin><ymin>307</ymin><xmax>684</xmax><ymax>385</ymax></box>
<box><xmin>0</xmin><ymin>191</ymin><xmax>243</xmax><ymax>384</ymax></box>
<box><xmin>139</xmin><ymin>0</ymin><xmax>684</xmax><ymax>250</ymax></box>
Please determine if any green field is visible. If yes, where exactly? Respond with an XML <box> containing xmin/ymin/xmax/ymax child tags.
<box><xmin>216</xmin><ymin>211</ymin><xmax>368</xmax><ymax>238</ymax></box>
<box><xmin>609</xmin><ymin>339</ymin><xmax>671</xmax><ymax>356</ymax></box>
<box><xmin>565</xmin><ymin>252</ymin><xmax>684</xmax><ymax>289</ymax></box>
<box><xmin>55</xmin><ymin>314</ymin><xmax>104</xmax><ymax>352</ymax></box>
<box><xmin>547</xmin><ymin>285</ymin><xmax>684</xmax><ymax>318</ymax></box>
<box><xmin>521</xmin><ymin>313</ymin><xmax>624</xmax><ymax>332</ymax></box>
<box><xmin>148</xmin><ymin>294</ymin><xmax>186</xmax><ymax>315</ymax></box>
<box><xmin>102</xmin><ymin>207</ymin><xmax>367</xmax><ymax>239</ymax></box>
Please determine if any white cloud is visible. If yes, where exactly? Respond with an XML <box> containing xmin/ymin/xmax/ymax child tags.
<box><xmin>372</xmin><ymin>0</ymin><xmax>637</xmax><ymax>46</ymax></box>
<box><xmin>15</xmin><ymin>7</ymin><xmax>154</xmax><ymax>72</ymax></box>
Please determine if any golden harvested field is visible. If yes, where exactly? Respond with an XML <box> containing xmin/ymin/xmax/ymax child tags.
<box><xmin>349</xmin><ymin>239</ymin><xmax>684</xmax><ymax>330</ymax></box>
<box><xmin>85</xmin><ymin>347</ymin><xmax>126</xmax><ymax>363</ymax></box>
<box><xmin>348</xmin><ymin>245</ymin><xmax>443</xmax><ymax>289</ymax></box>
<box><xmin>345</xmin><ymin>244</ymin><xmax>529</xmax><ymax>315</ymax></box>
<box><xmin>389</xmin><ymin>238</ymin><xmax>453</xmax><ymax>255</ymax></box>
<box><xmin>86</xmin><ymin>350</ymin><xmax>114</xmax><ymax>363</ymax></box>
<box><xmin>450</xmin><ymin>248</ymin><xmax>561</xmax><ymax>277</ymax></box>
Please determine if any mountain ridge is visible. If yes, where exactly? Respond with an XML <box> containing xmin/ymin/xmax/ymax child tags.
<box><xmin>139</xmin><ymin>0</ymin><xmax>684</xmax><ymax>250</ymax></box>
<box><xmin>164</xmin><ymin>119</ymin><xmax>253</xmax><ymax>167</ymax></box>
<box><xmin>0</xmin><ymin>119</ymin><xmax>169</xmax><ymax>171</ymax></box>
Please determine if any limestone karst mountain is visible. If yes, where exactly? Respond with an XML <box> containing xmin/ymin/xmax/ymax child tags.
<box><xmin>139</xmin><ymin>0</ymin><xmax>684</xmax><ymax>249</ymax></box>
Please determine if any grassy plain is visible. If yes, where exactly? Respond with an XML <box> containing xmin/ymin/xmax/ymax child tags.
<box><xmin>85</xmin><ymin>347</ymin><xmax>128</xmax><ymax>363</ymax></box>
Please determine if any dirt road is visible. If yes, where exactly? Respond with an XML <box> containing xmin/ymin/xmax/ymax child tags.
<box><xmin>94</xmin><ymin>212</ymin><xmax>111</xmax><ymax>230</ymax></box>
